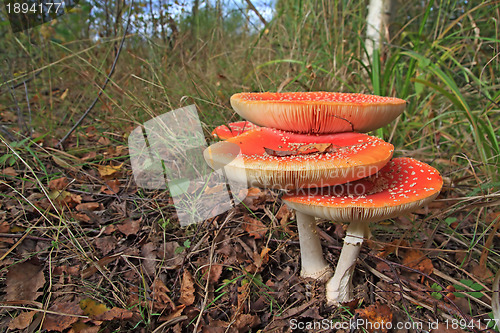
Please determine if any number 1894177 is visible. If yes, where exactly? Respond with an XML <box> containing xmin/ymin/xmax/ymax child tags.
<box><xmin>5</xmin><ymin>2</ymin><xmax>63</xmax><ymax>14</ymax></box>
<box><xmin>445</xmin><ymin>318</ymin><xmax>498</xmax><ymax>330</ymax></box>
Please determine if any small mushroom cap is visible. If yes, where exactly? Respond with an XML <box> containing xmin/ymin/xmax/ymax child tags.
<box><xmin>283</xmin><ymin>158</ymin><xmax>443</xmax><ymax>223</ymax></box>
<box><xmin>231</xmin><ymin>92</ymin><xmax>406</xmax><ymax>134</ymax></box>
<box><xmin>203</xmin><ymin>127</ymin><xmax>394</xmax><ymax>190</ymax></box>
<box><xmin>211</xmin><ymin>121</ymin><xmax>260</xmax><ymax>140</ymax></box>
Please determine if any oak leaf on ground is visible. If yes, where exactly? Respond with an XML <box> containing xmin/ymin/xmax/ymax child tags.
<box><xmin>402</xmin><ymin>249</ymin><xmax>434</xmax><ymax>276</ymax></box>
<box><xmin>355</xmin><ymin>303</ymin><xmax>393</xmax><ymax>333</ymax></box>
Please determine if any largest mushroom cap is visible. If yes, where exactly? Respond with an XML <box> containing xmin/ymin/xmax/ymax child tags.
<box><xmin>203</xmin><ymin>127</ymin><xmax>394</xmax><ymax>190</ymax></box>
<box><xmin>231</xmin><ymin>92</ymin><xmax>406</xmax><ymax>134</ymax></box>
<box><xmin>283</xmin><ymin>157</ymin><xmax>443</xmax><ymax>222</ymax></box>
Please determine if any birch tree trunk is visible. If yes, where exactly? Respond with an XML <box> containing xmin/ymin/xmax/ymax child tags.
<box><xmin>363</xmin><ymin>0</ymin><xmax>396</xmax><ymax>66</ymax></box>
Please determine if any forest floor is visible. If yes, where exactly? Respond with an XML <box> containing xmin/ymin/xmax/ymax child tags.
<box><xmin>0</xmin><ymin>98</ymin><xmax>498</xmax><ymax>333</ymax></box>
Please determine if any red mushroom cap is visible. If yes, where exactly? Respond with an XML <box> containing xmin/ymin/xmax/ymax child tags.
<box><xmin>211</xmin><ymin>121</ymin><xmax>260</xmax><ymax>140</ymax></box>
<box><xmin>230</xmin><ymin>92</ymin><xmax>406</xmax><ymax>134</ymax></box>
<box><xmin>283</xmin><ymin>157</ymin><xmax>443</xmax><ymax>223</ymax></box>
<box><xmin>203</xmin><ymin>127</ymin><xmax>394</xmax><ymax>190</ymax></box>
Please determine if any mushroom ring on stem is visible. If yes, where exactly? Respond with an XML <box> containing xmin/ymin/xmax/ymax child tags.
<box><xmin>283</xmin><ymin>158</ymin><xmax>443</xmax><ymax>305</ymax></box>
<box><xmin>204</xmin><ymin>127</ymin><xmax>395</xmax><ymax>281</ymax></box>
<box><xmin>231</xmin><ymin>92</ymin><xmax>406</xmax><ymax>134</ymax></box>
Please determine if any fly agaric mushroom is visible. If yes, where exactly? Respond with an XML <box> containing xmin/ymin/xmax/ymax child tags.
<box><xmin>283</xmin><ymin>157</ymin><xmax>443</xmax><ymax>304</ymax></box>
<box><xmin>204</xmin><ymin>127</ymin><xmax>394</xmax><ymax>281</ymax></box>
<box><xmin>231</xmin><ymin>92</ymin><xmax>406</xmax><ymax>134</ymax></box>
<box><xmin>204</xmin><ymin>127</ymin><xmax>394</xmax><ymax>190</ymax></box>
<box><xmin>211</xmin><ymin>121</ymin><xmax>259</xmax><ymax>140</ymax></box>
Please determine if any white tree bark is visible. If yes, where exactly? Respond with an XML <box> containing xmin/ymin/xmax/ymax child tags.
<box><xmin>363</xmin><ymin>0</ymin><xmax>395</xmax><ymax>66</ymax></box>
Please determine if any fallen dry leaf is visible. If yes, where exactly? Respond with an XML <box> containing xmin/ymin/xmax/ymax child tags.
<box><xmin>234</xmin><ymin>313</ymin><xmax>261</xmax><ymax>332</ymax></box>
<box><xmin>80</xmin><ymin>298</ymin><xmax>109</xmax><ymax>317</ymax></box>
<box><xmin>69</xmin><ymin>321</ymin><xmax>101</xmax><ymax>333</ymax></box>
<box><xmin>159</xmin><ymin>305</ymin><xmax>185</xmax><ymax>322</ymax></box>
<box><xmin>471</xmin><ymin>263</ymin><xmax>494</xmax><ymax>280</ymax></box>
<box><xmin>204</xmin><ymin>184</ymin><xmax>225</xmax><ymax>195</ymax></box>
<box><xmin>48</xmin><ymin>189</ymin><xmax>82</xmax><ymax>207</ymax></box>
<box><xmin>117</xmin><ymin>218</ymin><xmax>141</xmax><ymax>236</ymax></box>
<box><xmin>242</xmin><ymin>215</ymin><xmax>267</xmax><ymax>239</ymax></box>
<box><xmin>179</xmin><ymin>270</ymin><xmax>195</xmax><ymax>306</ymax></box>
<box><xmin>264</xmin><ymin>144</ymin><xmax>330</xmax><ymax>157</ymax></box>
<box><xmin>102</xmin><ymin>224</ymin><xmax>117</xmax><ymax>235</ymax></box>
<box><xmin>378</xmin><ymin>239</ymin><xmax>409</xmax><ymax>258</ymax></box>
<box><xmin>106</xmin><ymin>145</ymin><xmax>127</xmax><ymax>158</ymax></box>
<box><xmin>72</xmin><ymin>212</ymin><xmax>91</xmax><ymax>223</ymax></box>
<box><xmin>355</xmin><ymin>303</ymin><xmax>393</xmax><ymax>333</ymax></box>
<box><xmin>81</xmin><ymin>151</ymin><xmax>97</xmax><ymax>161</ymax></box>
<box><xmin>8</xmin><ymin>311</ymin><xmax>36</xmax><ymax>330</ymax></box>
<box><xmin>94</xmin><ymin>307</ymin><xmax>135</xmax><ymax>321</ymax></box>
<box><xmin>246</xmin><ymin>247</ymin><xmax>271</xmax><ymax>273</ymax></box>
<box><xmin>264</xmin><ymin>143</ymin><xmax>348</xmax><ymax>157</ymax></box>
<box><xmin>98</xmin><ymin>163</ymin><xmax>123</xmax><ymax>179</ymax></box>
<box><xmin>151</xmin><ymin>278</ymin><xmax>175</xmax><ymax>310</ymax></box>
<box><xmin>157</xmin><ymin>241</ymin><xmax>184</xmax><ymax>269</ymax></box>
<box><xmin>202</xmin><ymin>319</ymin><xmax>228</xmax><ymax>333</ymax></box>
<box><xmin>6</xmin><ymin>260</ymin><xmax>45</xmax><ymax>302</ymax></box>
<box><xmin>42</xmin><ymin>301</ymin><xmax>83</xmax><ymax>332</ymax></box>
<box><xmin>95</xmin><ymin>236</ymin><xmax>116</xmax><ymax>256</ymax></box>
<box><xmin>101</xmin><ymin>179</ymin><xmax>121</xmax><ymax>194</ymax></box>
<box><xmin>0</xmin><ymin>220</ymin><xmax>10</xmax><ymax>232</ymax></box>
<box><xmin>298</xmin><ymin>143</ymin><xmax>333</xmax><ymax>153</ymax></box>
<box><xmin>52</xmin><ymin>265</ymin><xmax>80</xmax><ymax>276</ymax></box>
<box><xmin>402</xmin><ymin>249</ymin><xmax>434</xmax><ymax>276</ymax></box>
<box><xmin>201</xmin><ymin>264</ymin><xmax>223</xmax><ymax>284</ymax></box>
<box><xmin>81</xmin><ymin>255</ymin><xmax>120</xmax><ymax>279</ymax></box>
<box><xmin>240</xmin><ymin>187</ymin><xmax>275</xmax><ymax>210</ymax></box>
<box><xmin>76</xmin><ymin>202</ymin><xmax>102</xmax><ymax>212</ymax></box>
<box><xmin>98</xmin><ymin>136</ymin><xmax>111</xmax><ymax>145</ymax></box>
<box><xmin>49</xmin><ymin>177</ymin><xmax>70</xmax><ymax>190</ymax></box>
<box><xmin>141</xmin><ymin>242</ymin><xmax>157</xmax><ymax>275</ymax></box>
<box><xmin>2</xmin><ymin>167</ymin><xmax>18</xmax><ymax>177</ymax></box>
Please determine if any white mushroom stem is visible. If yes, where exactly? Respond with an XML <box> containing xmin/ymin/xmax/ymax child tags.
<box><xmin>326</xmin><ymin>220</ymin><xmax>371</xmax><ymax>305</ymax></box>
<box><xmin>295</xmin><ymin>211</ymin><xmax>333</xmax><ymax>282</ymax></box>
